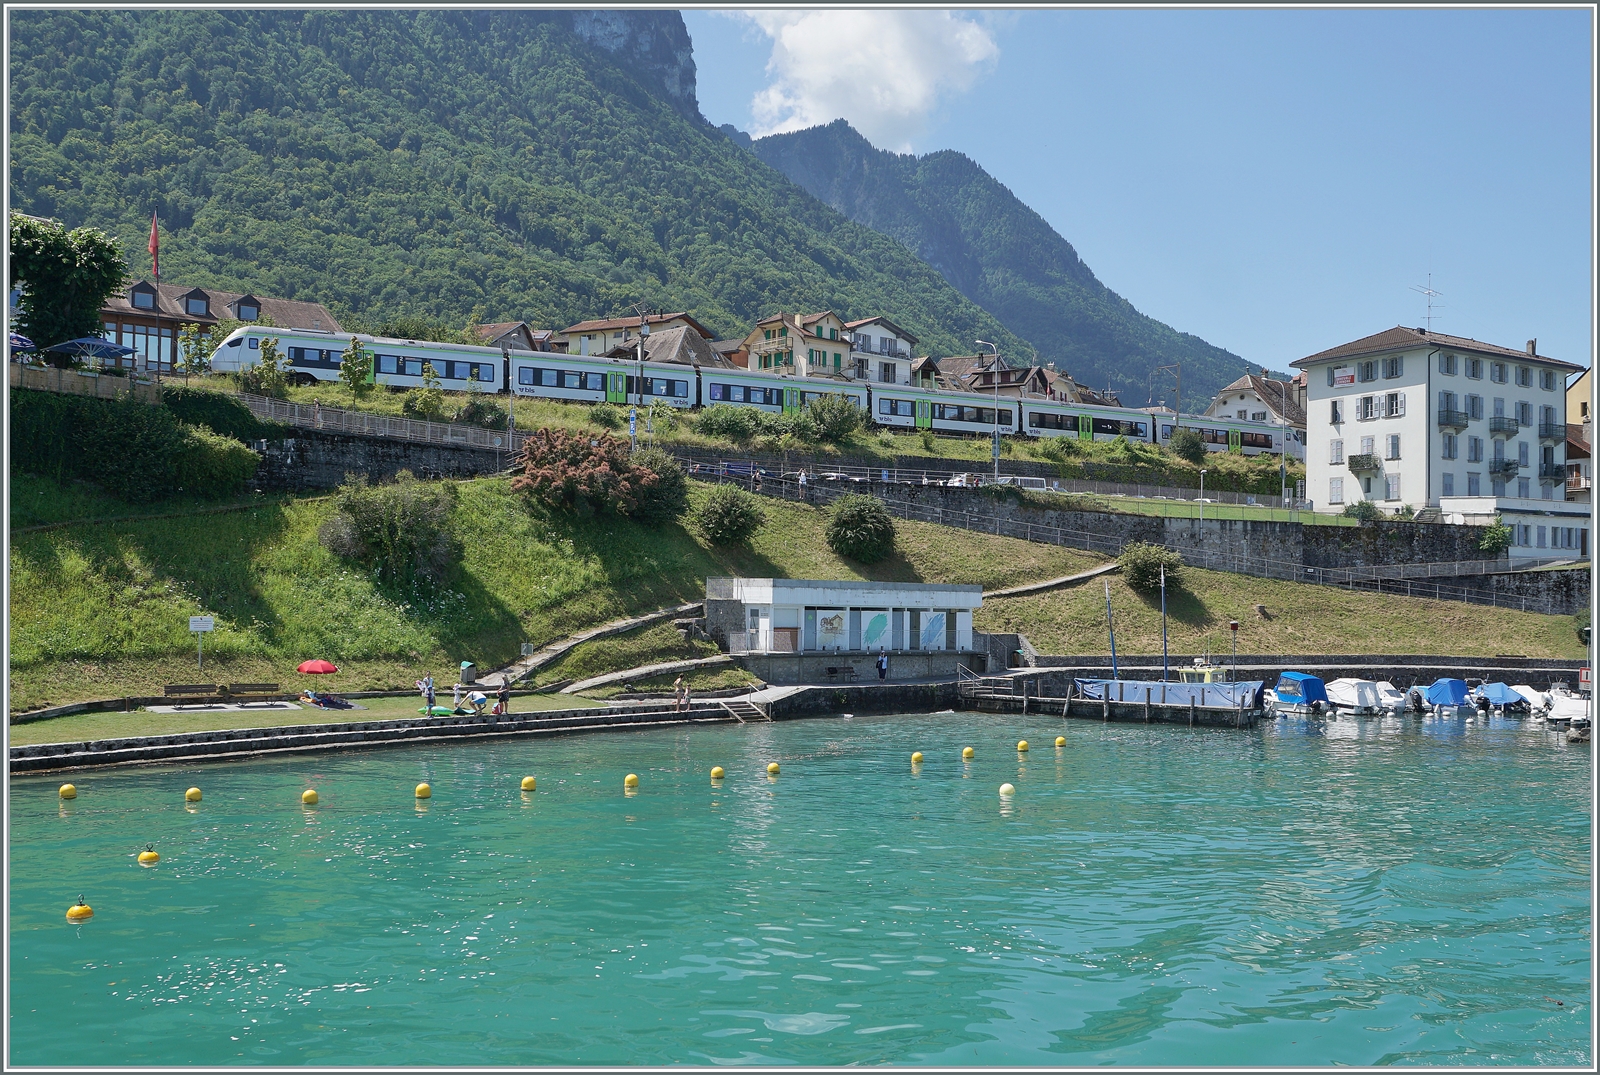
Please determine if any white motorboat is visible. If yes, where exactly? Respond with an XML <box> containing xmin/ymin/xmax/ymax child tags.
<box><xmin>1547</xmin><ymin>688</ymin><xmax>1591</xmax><ymax>728</ymax></box>
<box><xmin>1325</xmin><ymin>678</ymin><xmax>1384</xmax><ymax>715</ymax></box>
<box><xmin>1511</xmin><ymin>684</ymin><xmax>1550</xmax><ymax>717</ymax></box>
<box><xmin>1375</xmin><ymin>681</ymin><xmax>1407</xmax><ymax>715</ymax></box>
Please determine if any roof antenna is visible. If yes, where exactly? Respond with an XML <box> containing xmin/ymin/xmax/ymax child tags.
<box><xmin>1410</xmin><ymin>274</ymin><xmax>1444</xmax><ymax>332</ymax></box>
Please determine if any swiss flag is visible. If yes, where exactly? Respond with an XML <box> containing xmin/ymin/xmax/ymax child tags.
<box><xmin>147</xmin><ymin>211</ymin><xmax>159</xmax><ymax>277</ymax></box>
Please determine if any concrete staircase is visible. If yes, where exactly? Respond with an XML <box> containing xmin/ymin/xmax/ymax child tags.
<box><xmin>721</xmin><ymin>699</ymin><xmax>770</xmax><ymax>722</ymax></box>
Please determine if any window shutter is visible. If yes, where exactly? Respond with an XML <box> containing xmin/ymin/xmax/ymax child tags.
<box><xmin>1397</xmin><ymin>392</ymin><xmax>1406</xmax><ymax>416</ymax></box>
<box><xmin>1327</xmin><ymin>367</ymin><xmax>1335</xmax><ymax>387</ymax></box>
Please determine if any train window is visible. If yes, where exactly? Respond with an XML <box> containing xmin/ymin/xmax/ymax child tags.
<box><xmin>519</xmin><ymin>367</ymin><xmax>535</xmax><ymax>385</ymax></box>
<box><xmin>539</xmin><ymin>369</ymin><xmax>557</xmax><ymax>387</ymax></box>
<box><xmin>247</xmin><ymin>337</ymin><xmax>259</xmax><ymax>350</ymax></box>
<box><xmin>478</xmin><ymin>364</ymin><xmax>494</xmax><ymax>384</ymax></box>
<box><xmin>1242</xmin><ymin>432</ymin><xmax>1273</xmax><ymax>449</ymax></box>
<box><xmin>880</xmin><ymin>398</ymin><xmax>914</xmax><ymax>417</ymax></box>
<box><xmin>404</xmin><ymin>359</ymin><xmax>423</xmax><ymax>377</ymax></box>
<box><xmin>584</xmin><ymin>372</ymin><xmax>602</xmax><ymax>391</ymax></box>
<box><xmin>562</xmin><ymin>370</ymin><xmax>581</xmax><ymax>389</ymax></box>
<box><xmin>377</xmin><ymin>355</ymin><xmax>398</xmax><ymax>374</ymax></box>
<box><xmin>730</xmin><ymin>385</ymin><xmax>746</xmax><ymax>402</ymax></box>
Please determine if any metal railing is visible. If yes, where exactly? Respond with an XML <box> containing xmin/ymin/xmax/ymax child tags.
<box><xmin>1437</xmin><ymin>409</ymin><xmax>1470</xmax><ymax>429</ymax></box>
<box><xmin>1538</xmin><ymin>421</ymin><xmax>1566</xmax><ymax>441</ymax></box>
<box><xmin>238</xmin><ymin>393</ymin><xmax>525</xmax><ymax>453</ymax></box>
<box><xmin>1488</xmin><ymin>458</ymin><xmax>1522</xmax><ymax>477</ymax></box>
<box><xmin>10</xmin><ymin>361</ymin><xmax>162</xmax><ymax>403</ymax></box>
<box><xmin>1567</xmin><ymin>474</ymin><xmax>1592</xmax><ymax>493</ymax></box>
<box><xmin>669</xmin><ymin>450</ymin><xmax>1298</xmax><ymax>509</ymax></box>
<box><xmin>1539</xmin><ymin>463</ymin><xmax>1568</xmax><ymax>480</ymax></box>
<box><xmin>1489</xmin><ymin>416</ymin><xmax>1520</xmax><ymax>436</ymax></box>
<box><xmin>696</xmin><ymin>471</ymin><xmax>1555</xmax><ymax>612</ymax></box>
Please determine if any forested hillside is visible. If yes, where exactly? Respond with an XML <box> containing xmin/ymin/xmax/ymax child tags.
<box><xmin>7</xmin><ymin>9</ymin><xmax>1025</xmax><ymax>356</ymax></box>
<box><xmin>752</xmin><ymin>120</ymin><xmax>1252</xmax><ymax>402</ymax></box>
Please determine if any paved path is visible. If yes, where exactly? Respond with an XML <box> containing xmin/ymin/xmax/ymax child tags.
<box><xmin>561</xmin><ymin>654</ymin><xmax>733</xmax><ymax>695</ymax></box>
<box><xmin>984</xmin><ymin>562</ymin><xmax>1120</xmax><ymax>599</ymax></box>
<box><xmin>480</xmin><ymin>601</ymin><xmax>705</xmax><ymax>689</ymax></box>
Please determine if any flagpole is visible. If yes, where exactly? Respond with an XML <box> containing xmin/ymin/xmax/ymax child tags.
<box><xmin>1161</xmin><ymin>564</ymin><xmax>1169</xmax><ymax>682</ymax></box>
<box><xmin>148</xmin><ymin>211</ymin><xmax>161</xmax><ymax>378</ymax></box>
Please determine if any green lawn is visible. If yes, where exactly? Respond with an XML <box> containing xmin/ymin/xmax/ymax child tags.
<box><xmin>529</xmin><ymin>620</ymin><xmax>720</xmax><ymax>688</ymax></box>
<box><xmin>8</xmin><ymin>476</ymin><xmax>1103</xmax><ymax>711</ymax></box>
<box><xmin>6</xmin><ymin>692</ymin><xmax>602</xmax><ymax>747</ymax></box>
<box><xmin>979</xmin><ymin>566</ymin><xmax>1587</xmax><ymax>660</ymax></box>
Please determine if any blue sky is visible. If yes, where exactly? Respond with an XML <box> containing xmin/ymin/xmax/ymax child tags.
<box><xmin>684</xmin><ymin>8</ymin><xmax>1594</xmax><ymax>374</ymax></box>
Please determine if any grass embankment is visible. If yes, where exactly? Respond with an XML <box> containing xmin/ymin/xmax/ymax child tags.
<box><xmin>5</xmin><ymin>692</ymin><xmax>602</xmax><ymax>748</ymax></box>
<box><xmin>8</xmin><ymin>477</ymin><xmax>1102</xmax><ymax>713</ymax></box>
<box><xmin>527</xmin><ymin>620</ymin><xmax>760</xmax><ymax>697</ymax></box>
<box><xmin>980</xmin><ymin>568</ymin><xmax>1587</xmax><ymax>660</ymax></box>
<box><xmin>184</xmin><ymin>376</ymin><xmax>1303</xmax><ymax>493</ymax></box>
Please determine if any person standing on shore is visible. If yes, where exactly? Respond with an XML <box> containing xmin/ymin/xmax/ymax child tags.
<box><xmin>497</xmin><ymin>680</ymin><xmax>510</xmax><ymax>716</ymax></box>
<box><xmin>424</xmin><ymin>675</ymin><xmax>435</xmax><ymax>710</ymax></box>
<box><xmin>877</xmin><ymin>648</ymin><xmax>888</xmax><ymax>681</ymax></box>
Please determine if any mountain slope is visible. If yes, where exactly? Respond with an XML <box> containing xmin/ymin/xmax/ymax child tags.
<box><xmin>7</xmin><ymin>10</ymin><xmax>1027</xmax><ymax>358</ymax></box>
<box><xmin>752</xmin><ymin>120</ymin><xmax>1250</xmax><ymax>402</ymax></box>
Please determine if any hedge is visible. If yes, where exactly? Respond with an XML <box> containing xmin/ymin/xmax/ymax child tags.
<box><xmin>160</xmin><ymin>385</ymin><xmax>288</xmax><ymax>442</ymax></box>
<box><xmin>10</xmin><ymin>388</ymin><xmax>259</xmax><ymax>502</ymax></box>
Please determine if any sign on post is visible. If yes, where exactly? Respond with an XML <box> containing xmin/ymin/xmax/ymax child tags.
<box><xmin>628</xmin><ymin>407</ymin><xmax>638</xmax><ymax>450</ymax></box>
<box><xmin>190</xmin><ymin>615</ymin><xmax>214</xmax><ymax>671</ymax></box>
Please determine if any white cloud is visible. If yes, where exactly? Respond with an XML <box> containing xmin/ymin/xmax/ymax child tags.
<box><xmin>730</xmin><ymin>10</ymin><xmax>999</xmax><ymax>151</ymax></box>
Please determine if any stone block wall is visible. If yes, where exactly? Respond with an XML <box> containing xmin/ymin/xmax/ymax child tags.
<box><xmin>252</xmin><ymin>430</ymin><xmax>517</xmax><ymax>491</ymax></box>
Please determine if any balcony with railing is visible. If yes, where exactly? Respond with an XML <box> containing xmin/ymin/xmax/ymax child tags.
<box><xmin>1488</xmin><ymin>416</ymin><xmax>1520</xmax><ymax>436</ymax></box>
<box><xmin>1437</xmin><ymin>408</ymin><xmax>1470</xmax><ymax>430</ymax></box>
<box><xmin>1538</xmin><ymin>420</ymin><xmax>1566</xmax><ymax>441</ymax></box>
<box><xmin>1346</xmin><ymin>453</ymin><xmax>1381</xmax><ymax>471</ymax></box>
<box><xmin>1487</xmin><ymin>457</ymin><xmax>1522</xmax><ymax>477</ymax></box>
<box><xmin>1567</xmin><ymin>473</ymin><xmax>1592</xmax><ymax>494</ymax></box>
<box><xmin>1539</xmin><ymin>462</ymin><xmax>1568</xmax><ymax>481</ymax></box>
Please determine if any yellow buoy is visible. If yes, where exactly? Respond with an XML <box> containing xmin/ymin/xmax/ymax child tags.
<box><xmin>1055</xmin><ymin>736</ymin><xmax>1066</xmax><ymax>747</ymax></box>
<box><xmin>962</xmin><ymin>746</ymin><xmax>974</xmax><ymax>759</ymax></box>
<box><xmin>58</xmin><ymin>783</ymin><xmax>77</xmax><ymax>800</ymax></box>
<box><xmin>66</xmin><ymin>897</ymin><xmax>93</xmax><ymax>921</ymax></box>
<box><xmin>1017</xmin><ymin>740</ymin><xmax>1029</xmax><ymax>752</ymax></box>
<box><xmin>184</xmin><ymin>787</ymin><xmax>202</xmax><ymax>803</ymax></box>
<box><xmin>520</xmin><ymin>776</ymin><xmax>537</xmax><ymax>792</ymax></box>
<box><xmin>999</xmin><ymin>783</ymin><xmax>1016</xmax><ymax>797</ymax></box>
<box><xmin>301</xmin><ymin>789</ymin><xmax>319</xmax><ymax>806</ymax></box>
<box><xmin>911</xmin><ymin>751</ymin><xmax>924</xmax><ymax>764</ymax></box>
<box><xmin>138</xmin><ymin>846</ymin><xmax>159</xmax><ymax>866</ymax></box>
<box><xmin>624</xmin><ymin>773</ymin><xmax>639</xmax><ymax>788</ymax></box>
<box><xmin>766</xmin><ymin>762</ymin><xmax>780</xmax><ymax>775</ymax></box>
<box><xmin>709</xmin><ymin>766</ymin><xmax>725</xmax><ymax>780</ymax></box>
<box><xmin>415</xmin><ymin>783</ymin><xmax>431</xmax><ymax>799</ymax></box>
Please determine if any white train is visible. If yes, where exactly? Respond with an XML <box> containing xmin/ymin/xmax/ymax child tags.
<box><xmin>206</xmin><ymin>325</ymin><xmax>1298</xmax><ymax>457</ymax></box>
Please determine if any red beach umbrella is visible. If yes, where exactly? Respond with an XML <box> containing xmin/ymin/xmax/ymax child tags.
<box><xmin>297</xmin><ymin>659</ymin><xmax>339</xmax><ymax>675</ymax></box>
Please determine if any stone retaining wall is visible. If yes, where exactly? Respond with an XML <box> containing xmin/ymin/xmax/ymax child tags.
<box><xmin>253</xmin><ymin>429</ymin><xmax>515</xmax><ymax>491</ymax></box>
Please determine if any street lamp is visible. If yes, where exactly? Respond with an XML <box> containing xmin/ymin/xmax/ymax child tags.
<box><xmin>1199</xmin><ymin>468</ymin><xmax>1207</xmax><ymax>521</ymax></box>
<box><xmin>976</xmin><ymin>339</ymin><xmax>1000</xmax><ymax>481</ymax></box>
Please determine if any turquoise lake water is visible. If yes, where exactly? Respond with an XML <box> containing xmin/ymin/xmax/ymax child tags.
<box><xmin>8</xmin><ymin>712</ymin><xmax>1592</xmax><ymax>1066</ymax></box>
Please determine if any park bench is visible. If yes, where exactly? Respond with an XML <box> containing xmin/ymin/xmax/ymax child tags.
<box><xmin>824</xmin><ymin>666</ymin><xmax>859</xmax><ymax>683</ymax></box>
<box><xmin>224</xmin><ymin>683</ymin><xmax>281</xmax><ymax>697</ymax></box>
<box><xmin>164</xmin><ymin>684</ymin><xmax>219</xmax><ymax>697</ymax></box>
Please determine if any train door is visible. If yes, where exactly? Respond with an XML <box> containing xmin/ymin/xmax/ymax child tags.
<box><xmin>1228</xmin><ymin>429</ymin><xmax>1242</xmax><ymax>451</ymax></box>
<box><xmin>914</xmin><ymin>399</ymin><xmax>931</xmax><ymax>429</ymax></box>
<box><xmin>782</xmin><ymin>387</ymin><xmax>801</xmax><ymax>415</ymax></box>
<box><xmin>606</xmin><ymin>372</ymin><xmax>626</xmax><ymax>404</ymax></box>
<box><xmin>1077</xmin><ymin>417</ymin><xmax>1093</xmax><ymax>442</ymax></box>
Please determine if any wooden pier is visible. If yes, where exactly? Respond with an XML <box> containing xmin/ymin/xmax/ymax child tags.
<box><xmin>957</xmin><ymin>673</ymin><xmax>1263</xmax><ymax>729</ymax></box>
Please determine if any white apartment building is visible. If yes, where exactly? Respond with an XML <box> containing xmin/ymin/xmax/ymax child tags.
<box><xmin>844</xmin><ymin>316</ymin><xmax>918</xmax><ymax>385</ymax></box>
<box><xmin>1292</xmin><ymin>326</ymin><xmax>1589</xmax><ymax>560</ymax></box>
